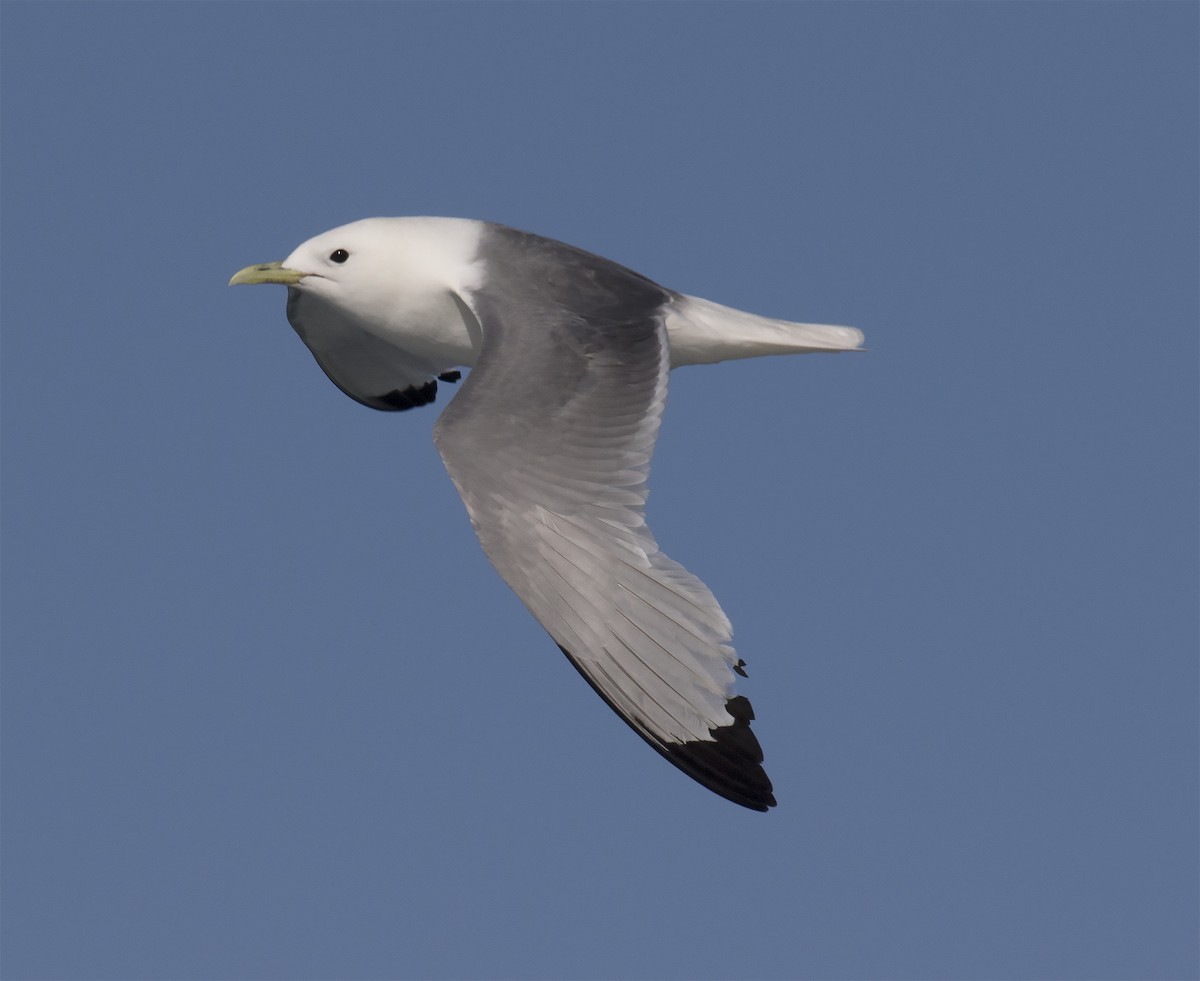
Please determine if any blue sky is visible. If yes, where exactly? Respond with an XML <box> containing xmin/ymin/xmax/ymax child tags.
<box><xmin>2</xmin><ymin>3</ymin><xmax>1196</xmax><ymax>979</ymax></box>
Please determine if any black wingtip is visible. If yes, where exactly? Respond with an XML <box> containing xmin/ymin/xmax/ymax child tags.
<box><xmin>555</xmin><ymin>644</ymin><xmax>776</xmax><ymax>812</ymax></box>
<box><xmin>663</xmin><ymin>694</ymin><xmax>776</xmax><ymax>812</ymax></box>
<box><xmin>369</xmin><ymin>380</ymin><xmax>439</xmax><ymax>412</ymax></box>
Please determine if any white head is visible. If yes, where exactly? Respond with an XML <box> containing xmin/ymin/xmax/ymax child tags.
<box><xmin>230</xmin><ymin>217</ymin><xmax>487</xmax><ymax>359</ymax></box>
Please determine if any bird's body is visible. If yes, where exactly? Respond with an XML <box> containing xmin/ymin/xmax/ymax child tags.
<box><xmin>231</xmin><ymin>217</ymin><xmax>863</xmax><ymax>811</ymax></box>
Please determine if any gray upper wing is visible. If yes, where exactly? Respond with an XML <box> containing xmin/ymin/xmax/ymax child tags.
<box><xmin>433</xmin><ymin>226</ymin><xmax>775</xmax><ymax>810</ymax></box>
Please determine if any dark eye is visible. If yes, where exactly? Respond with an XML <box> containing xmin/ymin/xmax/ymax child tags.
<box><xmin>329</xmin><ymin>249</ymin><xmax>349</xmax><ymax>263</ymax></box>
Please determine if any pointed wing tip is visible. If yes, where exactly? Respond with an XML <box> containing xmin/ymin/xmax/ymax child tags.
<box><xmin>663</xmin><ymin>694</ymin><xmax>777</xmax><ymax>812</ymax></box>
<box><xmin>357</xmin><ymin>379</ymin><xmax>440</xmax><ymax>412</ymax></box>
<box><xmin>556</xmin><ymin>645</ymin><xmax>777</xmax><ymax>811</ymax></box>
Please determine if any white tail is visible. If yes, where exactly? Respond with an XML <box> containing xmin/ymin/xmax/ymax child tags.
<box><xmin>664</xmin><ymin>294</ymin><xmax>864</xmax><ymax>367</ymax></box>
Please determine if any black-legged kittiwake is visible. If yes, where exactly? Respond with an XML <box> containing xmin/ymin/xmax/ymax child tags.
<box><xmin>230</xmin><ymin>217</ymin><xmax>863</xmax><ymax>811</ymax></box>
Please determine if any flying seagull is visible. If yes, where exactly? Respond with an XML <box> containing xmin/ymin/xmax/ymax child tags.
<box><xmin>230</xmin><ymin>217</ymin><xmax>863</xmax><ymax>811</ymax></box>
